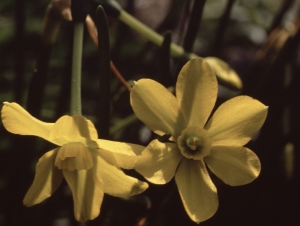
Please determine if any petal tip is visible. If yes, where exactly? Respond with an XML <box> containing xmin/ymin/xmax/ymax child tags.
<box><xmin>131</xmin><ymin>180</ymin><xmax>149</xmax><ymax>195</ymax></box>
<box><xmin>23</xmin><ymin>199</ymin><xmax>32</xmax><ymax>207</ymax></box>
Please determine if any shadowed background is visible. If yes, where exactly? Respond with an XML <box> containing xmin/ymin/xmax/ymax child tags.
<box><xmin>0</xmin><ymin>0</ymin><xmax>300</xmax><ymax>225</ymax></box>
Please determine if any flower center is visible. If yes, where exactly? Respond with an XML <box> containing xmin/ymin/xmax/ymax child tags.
<box><xmin>177</xmin><ymin>126</ymin><xmax>211</xmax><ymax>160</ymax></box>
<box><xmin>186</xmin><ymin>137</ymin><xmax>202</xmax><ymax>151</ymax></box>
<box><xmin>55</xmin><ymin>142</ymin><xmax>93</xmax><ymax>171</ymax></box>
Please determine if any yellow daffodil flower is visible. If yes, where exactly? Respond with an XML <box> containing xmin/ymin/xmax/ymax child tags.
<box><xmin>130</xmin><ymin>58</ymin><xmax>268</xmax><ymax>223</ymax></box>
<box><xmin>1</xmin><ymin>102</ymin><xmax>148</xmax><ymax>221</ymax></box>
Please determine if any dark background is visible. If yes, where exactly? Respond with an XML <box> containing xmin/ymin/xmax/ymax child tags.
<box><xmin>0</xmin><ymin>0</ymin><xmax>300</xmax><ymax>225</ymax></box>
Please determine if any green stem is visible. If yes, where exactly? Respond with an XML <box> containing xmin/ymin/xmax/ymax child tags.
<box><xmin>119</xmin><ymin>10</ymin><xmax>197</xmax><ymax>59</ymax></box>
<box><xmin>118</xmin><ymin>8</ymin><xmax>242</xmax><ymax>90</ymax></box>
<box><xmin>70</xmin><ymin>22</ymin><xmax>84</xmax><ymax>116</ymax></box>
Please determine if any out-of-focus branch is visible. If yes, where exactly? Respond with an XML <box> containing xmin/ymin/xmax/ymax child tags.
<box><xmin>211</xmin><ymin>0</ymin><xmax>235</xmax><ymax>56</ymax></box>
<box><xmin>85</xmin><ymin>14</ymin><xmax>132</xmax><ymax>91</ymax></box>
<box><xmin>182</xmin><ymin>0</ymin><xmax>206</xmax><ymax>52</ymax></box>
<box><xmin>268</xmin><ymin>0</ymin><xmax>295</xmax><ymax>34</ymax></box>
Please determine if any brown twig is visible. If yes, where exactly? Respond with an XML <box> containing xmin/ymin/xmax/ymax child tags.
<box><xmin>110</xmin><ymin>61</ymin><xmax>132</xmax><ymax>91</ymax></box>
<box><xmin>85</xmin><ymin>15</ymin><xmax>132</xmax><ymax>91</ymax></box>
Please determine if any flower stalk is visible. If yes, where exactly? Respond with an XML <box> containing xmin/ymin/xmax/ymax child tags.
<box><xmin>96</xmin><ymin>0</ymin><xmax>242</xmax><ymax>90</ymax></box>
<box><xmin>119</xmin><ymin>10</ymin><xmax>196</xmax><ymax>59</ymax></box>
<box><xmin>71</xmin><ymin>22</ymin><xmax>84</xmax><ymax>116</ymax></box>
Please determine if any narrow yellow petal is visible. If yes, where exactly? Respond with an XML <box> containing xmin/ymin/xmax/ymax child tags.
<box><xmin>93</xmin><ymin>153</ymin><xmax>148</xmax><ymax>197</ymax></box>
<box><xmin>63</xmin><ymin>169</ymin><xmax>104</xmax><ymax>221</ymax></box>
<box><xmin>204</xmin><ymin>57</ymin><xmax>243</xmax><ymax>90</ymax></box>
<box><xmin>175</xmin><ymin>159</ymin><xmax>218</xmax><ymax>223</ymax></box>
<box><xmin>23</xmin><ymin>148</ymin><xmax>63</xmax><ymax>206</ymax></box>
<box><xmin>176</xmin><ymin>58</ymin><xmax>218</xmax><ymax>128</ymax></box>
<box><xmin>134</xmin><ymin>140</ymin><xmax>182</xmax><ymax>184</ymax></box>
<box><xmin>49</xmin><ymin>115</ymin><xmax>98</xmax><ymax>145</ymax></box>
<box><xmin>205</xmin><ymin>96</ymin><xmax>268</xmax><ymax>146</ymax></box>
<box><xmin>96</xmin><ymin>139</ymin><xmax>145</xmax><ymax>169</ymax></box>
<box><xmin>1</xmin><ymin>102</ymin><xmax>54</xmax><ymax>141</ymax></box>
<box><xmin>130</xmin><ymin>79</ymin><xmax>186</xmax><ymax>139</ymax></box>
<box><xmin>205</xmin><ymin>146</ymin><xmax>261</xmax><ymax>186</ymax></box>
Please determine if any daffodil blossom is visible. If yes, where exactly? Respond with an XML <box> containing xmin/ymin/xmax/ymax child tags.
<box><xmin>1</xmin><ymin>102</ymin><xmax>148</xmax><ymax>221</ymax></box>
<box><xmin>130</xmin><ymin>58</ymin><xmax>268</xmax><ymax>223</ymax></box>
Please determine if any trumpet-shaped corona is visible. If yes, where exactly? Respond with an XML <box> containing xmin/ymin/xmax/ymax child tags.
<box><xmin>1</xmin><ymin>102</ymin><xmax>148</xmax><ymax>221</ymax></box>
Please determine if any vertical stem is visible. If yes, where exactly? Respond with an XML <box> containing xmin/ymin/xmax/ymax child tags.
<box><xmin>70</xmin><ymin>2</ymin><xmax>86</xmax><ymax>221</ymax></box>
<box><xmin>211</xmin><ymin>0</ymin><xmax>235</xmax><ymax>56</ymax></box>
<box><xmin>182</xmin><ymin>0</ymin><xmax>206</xmax><ymax>52</ymax></box>
<box><xmin>70</xmin><ymin>22</ymin><xmax>84</xmax><ymax>116</ymax></box>
<box><xmin>96</xmin><ymin>6</ymin><xmax>111</xmax><ymax>139</ymax></box>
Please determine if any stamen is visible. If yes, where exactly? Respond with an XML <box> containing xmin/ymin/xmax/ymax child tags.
<box><xmin>187</xmin><ymin>137</ymin><xmax>201</xmax><ymax>151</ymax></box>
<box><xmin>177</xmin><ymin>126</ymin><xmax>212</xmax><ymax>160</ymax></box>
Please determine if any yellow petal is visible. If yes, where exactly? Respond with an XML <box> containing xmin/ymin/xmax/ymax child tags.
<box><xmin>93</xmin><ymin>153</ymin><xmax>148</xmax><ymax>197</ymax></box>
<box><xmin>1</xmin><ymin>102</ymin><xmax>54</xmax><ymax>141</ymax></box>
<box><xmin>175</xmin><ymin>159</ymin><xmax>218</xmax><ymax>223</ymax></box>
<box><xmin>55</xmin><ymin>143</ymin><xmax>93</xmax><ymax>171</ymax></box>
<box><xmin>176</xmin><ymin>59</ymin><xmax>218</xmax><ymax>128</ymax></box>
<box><xmin>63</xmin><ymin>169</ymin><xmax>104</xmax><ymax>221</ymax></box>
<box><xmin>204</xmin><ymin>57</ymin><xmax>243</xmax><ymax>90</ymax></box>
<box><xmin>96</xmin><ymin>139</ymin><xmax>145</xmax><ymax>169</ymax></box>
<box><xmin>205</xmin><ymin>96</ymin><xmax>268</xmax><ymax>146</ymax></box>
<box><xmin>49</xmin><ymin>115</ymin><xmax>98</xmax><ymax>145</ymax></box>
<box><xmin>130</xmin><ymin>79</ymin><xmax>186</xmax><ymax>139</ymax></box>
<box><xmin>23</xmin><ymin>148</ymin><xmax>63</xmax><ymax>206</ymax></box>
<box><xmin>204</xmin><ymin>146</ymin><xmax>261</xmax><ymax>186</ymax></box>
<box><xmin>134</xmin><ymin>140</ymin><xmax>182</xmax><ymax>184</ymax></box>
